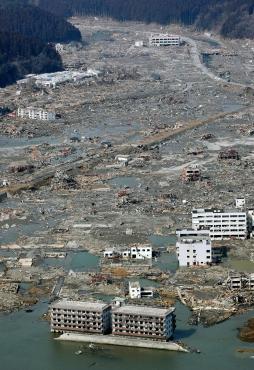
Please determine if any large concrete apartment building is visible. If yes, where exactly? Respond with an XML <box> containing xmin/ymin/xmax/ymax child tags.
<box><xmin>17</xmin><ymin>107</ymin><xmax>56</xmax><ymax>121</ymax></box>
<box><xmin>51</xmin><ymin>300</ymin><xmax>176</xmax><ymax>341</ymax></box>
<box><xmin>112</xmin><ymin>305</ymin><xmax>175</xmax><ymax>340</ymax></box>
<box><xmin>149</xmin><ymin>34</ymin><xmax>180</xmax><ymax>46</ymax></box>
<box><xmin>192</xmin><ymin>208</ymin><xmax>247</xmax><ymax>240</ymax></box>
<box><xmin>50</xmin><ymin>300</ymin><xmax>111</xmax><ymax>334</ymax></box>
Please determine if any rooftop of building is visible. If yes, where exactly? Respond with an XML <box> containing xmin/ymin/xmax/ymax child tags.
<box><xmin>112</xmin><ymin>305</ymin><xmax>174</xmax><ymax>317</ymax></box>
<box><xmin>129</xmin><ymin>281</ymin><xmax>141</xmax><ymax>288</ymax></box>
<box><xmin>192</xmin><ymin>208</ymin><xmax>246</xmax><ymax>215</ymax></box>
<box><xmin>104</xmin><ymin>244</ymin><xmax>152</xmax><ymax>252</ymax></box>
<box><xmin>18</xmin><ymin>106</ymin><xmax>54</xmax><ymax>112</ymax></box>
<box><xmin>150</xmin><ymin>33</ymin><xmax>180</xmax><ymax>38</ymax></box>
<box><xmin>51</xmin><ymin>300</ymin><xmax>110</xmax><ymax>311</ymax></box>
<box><xmin>177</xmin><ymin>236</ymin><xmax>211</xmax><ymax>243</ymax></box>
<box><xmin>176</xmin><ymin>228</ymin><xmax>210</xmax><ymax>234</ymax></box>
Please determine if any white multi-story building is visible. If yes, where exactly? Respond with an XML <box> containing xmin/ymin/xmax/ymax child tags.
<box><xmin>192</xmin><ymin>208</ymin><xmax>247</xmax><ymax>240</ymax></box>
<box><xmin>17</xmin><ymin>107</ymin><xmax>56</xmax><ymax>121</ymax></box>
<box><xmin>103</xmin><ymin>245</ymin><xmax>152</xmax><ymax>260</ymax></box>
<box><xmin>149</xmin><ymin>34</ymin><xmax>180</xmax><ymax>47</ymax></box>
<box><xmin>112</xmin><ymin>305</ymin><xmax>176</xmax><ymax>340</ymax></box>
<box><xmin>176</xmin><ymin>229</ymin><xmax>210</xmax><ymax>238</ymax></box>
<box><xmin>176</xmin><ymin>236</ymin><xmax>212</xmax><ymax>267</ymax></box>
<box><xmin>235</xmin><ymin>198</ymin><xmax>245</xmax><ymax>209</ymax></box>
<box><xmin>130</xmin><ymin>245</ymin><xmax>152</xmax><ymax>259</ymax></box>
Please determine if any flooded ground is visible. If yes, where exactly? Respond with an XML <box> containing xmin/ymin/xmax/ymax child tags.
<box><xmin>43</xmin><ymin>251</ymin><xmax>99</xmax><ymax>272</ymax></box>
<box><xmin>0</xmin><ymin>16</ymin><xmax>254</xmax><ymax>370</ymax></box>
<box><xmin>0</xmin><ymin>301</ymin><xmax>253</xmax><ymax>370</ymax></box>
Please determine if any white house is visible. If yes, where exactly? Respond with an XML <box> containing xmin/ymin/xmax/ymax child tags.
<box><xmin>176</xmin><ymin>236</ymin><xmax>212</xmax><ymax>267</ymax></box>
<box><xmin>235</xmin><ymin>198</ymin><xmax>245</xmax><ymax>209</ymax></box>
<box><xmin>135</xmin><ymin>40</ymin><xmax>144</xmax><ymax>47</ymax></box>
<box><xmin>192</xmin><ymin>208</ymin><xmax>247</xmax><ymax>240</ymax></box>
<box><xmin>115</xmin><ymin>155</ymin><xmax>131</xmax><ymax>165</ymax></box>
<box><xmin>130</xmin><ymin>245</ymin><xmax>152</xmax><ymax>259</ymax></box>
<box><xmin>18</xmin><ymin>257</ymin><xmax>33</xmax><ymax>267</ymax></box>
<box><xmin>129</xmin><ymin>281</ymin><xmax>141</xmax><ymax>299</ymax></box>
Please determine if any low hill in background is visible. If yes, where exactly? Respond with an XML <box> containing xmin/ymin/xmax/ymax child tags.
<box><xmin>35</xmin><ymin>0</ymin><xmax>254</xmax><ymax>39</ymax></box>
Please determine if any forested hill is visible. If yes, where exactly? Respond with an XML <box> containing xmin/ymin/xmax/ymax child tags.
<box><xmin>0</xmin><ymin>4</ymin><xmax>81</xmax><ymax>43</ymax></box>
<box><xmin>0</xmin><ymin>31</ymin><xmax>63</xmax><ymax>87</ymax></box>
<box><xmin>0</xmin><ymin>1</ymin><xmax>81</xmax><ymax>87</ymax></box>
<box><xmin>35</xmin><ymin>0</ymin><xmax>254</xmax><ymax>39</ymax></box>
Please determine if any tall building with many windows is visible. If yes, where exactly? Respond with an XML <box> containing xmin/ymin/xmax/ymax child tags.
<box><xmin>149</xmin><ymin>34</ymin><xmax>180</xmax><ymax>46</ymax></box>
<box><xmin>192</xmin><ymin>208</ymin><xmax>247</xmax><ymax>240</ymax></box>
<box><xmin>50</xmin><ymin>300</ymin><xmax>111</xmax><ymax>334</ymax></box>
<box><xmin>112</xmin><ymin>305</ymin><xmax>175</xmax><ymax>340</ymax></box>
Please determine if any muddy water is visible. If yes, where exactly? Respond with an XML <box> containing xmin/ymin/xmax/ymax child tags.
<box><xmin>0</xmin><ymin>301</ymin><xmax>253</xmax><ymax>370</ymax></box>
<box><xmin>225</xmin><ymin>258</ymin><xmax>254</xmax><ymax>273</ymax></box>
<box><xmin>43</xmin><ymin>251</ymin><xmax>99</xmax><ymax>272</ymax></box>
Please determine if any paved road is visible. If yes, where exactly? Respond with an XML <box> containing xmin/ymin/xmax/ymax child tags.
<box><xmin>182</xmin><ymin>36</ymin><xmax>252</xmax><ymax>89</ymax></box>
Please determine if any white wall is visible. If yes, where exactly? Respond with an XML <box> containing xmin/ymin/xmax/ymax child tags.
<box><xmin>176</xmin><ymin>238</ymin><xmax>212</xmax><ymax>266</ymax></box>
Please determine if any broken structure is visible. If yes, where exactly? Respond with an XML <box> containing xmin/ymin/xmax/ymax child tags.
<box><xmin>129</xmin><ymin>281</ymin><xmax>154</xmax><ymax>299</ymax></box>
<box><xmin>218</xmin><ymin>148</ymin><xmax>240</xmax><ymax>161</ymax></box>
<box><xmin>226</xmin><ymin>273</ymin><xmax>254</xmax><ymax>290</ymax></box>
<box><xmin>180</xmin><ymin>165</ymin><xmax>201</xmax><ymax>182</ymax></box>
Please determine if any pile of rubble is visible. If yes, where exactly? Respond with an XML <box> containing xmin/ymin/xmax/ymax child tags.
<box><xmin>51</xmin><ymin>170</ymin><xmax>79</xmax><ymax>190</ymax></box>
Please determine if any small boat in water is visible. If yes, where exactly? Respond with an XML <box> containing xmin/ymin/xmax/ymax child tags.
<box><xmin>75</xmin><ymin>350</ymin><xmax>83</xmax><ymax>355</ymax></box>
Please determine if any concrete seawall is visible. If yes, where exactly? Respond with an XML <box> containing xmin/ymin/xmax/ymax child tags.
<box><xmin>55</xmin><ymin>333</ymin><xmax>188</xmax><ymax>352</ymax></box>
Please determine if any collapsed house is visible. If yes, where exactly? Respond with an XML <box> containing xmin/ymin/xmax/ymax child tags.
<box><xmin>129</xmin><ymin>281</ymin><xmax>153</xmax><ymax>299</ymax></box>
<box><xmin>226</xmin><ymin>272</ymin><xmax>254</xmax><ymax>290</ymax></box>
<box><xmin>218</xmin><ymin>148</ymin><xmax>240</xmax><ymax>161</ymax></box>
<box><xmin>180</xmin><ymin>165</ymin><xmax>201</xmax><ymax>182</ymax></box>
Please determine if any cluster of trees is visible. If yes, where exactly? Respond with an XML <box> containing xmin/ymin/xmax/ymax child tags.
<box><xmin>0</xmin><ymin>4</ymin><xmax>81</xmax><ymax>43</ymax></box>
<box><xmin>1</xmin><ymin>0</ymin><xmax>253</xmax><ymax>87</ymax></box>
<box><xmin>0</xmin><ymin>1</ymin><xmax>81</xmax><ymax>87</ymax></box>
<box><xmin>36</xmin><ymin>0</ymin><xmax>254</xmax><ymax>39</ymax></box>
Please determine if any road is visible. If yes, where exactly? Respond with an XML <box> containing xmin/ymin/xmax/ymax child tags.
<box><xmin>181</xmin><ymin>36</ymin><xmax>251</xmax><ymax>89</ymax></box>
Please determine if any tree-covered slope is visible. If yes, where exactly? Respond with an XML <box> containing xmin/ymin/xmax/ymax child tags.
<box><xmin>0</xmin><ymin>1</ymin><xmax>81</xmax><ymax>87</ymax></box>
<box><xmin>36</xmin><ymin>0</ymin><xmax>254</xmax><ymax>39</ymax></box>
